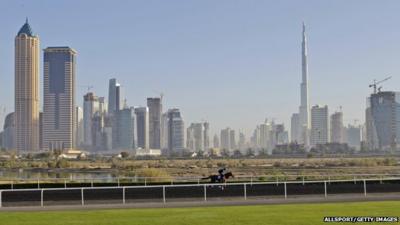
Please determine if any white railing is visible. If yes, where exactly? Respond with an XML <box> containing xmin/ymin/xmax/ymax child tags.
<box><xmin>0</xmin><ymin>177</ymin><xmax>399</xmax><ymax>208</ymax></box>
<box><xmin>0</xmin><ymin>173</ymin><xmax>399</xmax><ymax>190</ymax></box>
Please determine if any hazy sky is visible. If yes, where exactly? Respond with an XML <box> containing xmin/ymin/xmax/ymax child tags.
<box><xmin>1</xmin><ymin>0</ymin><xmax>400</xmax><ymax>137</ymax></box>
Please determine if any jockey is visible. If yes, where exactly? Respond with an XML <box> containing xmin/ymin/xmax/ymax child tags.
<box><xmin>218</xmin><ymin>167</ymin><xmax>227</xmax><ymax>181</ymax></box>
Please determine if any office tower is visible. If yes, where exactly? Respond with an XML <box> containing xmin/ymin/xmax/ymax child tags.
<box><xmin>135</xmin><ymin>107</ymin><xmax>149</xmax><ymax>149</ymax></box>
<box><xmin>91</xmin><ymin>111</ymin><xmax>104</xmax><ymax>150</ymax></box>
<box><xmin>186</xmin><ymin>123</ymin><xmax>204</xmax><ymax>152</ymax></box>
<box><xmin>108</xmin><ymin>78</ymin><xmax>121</xmax><ymax>115</ymax></box>
<box><xmin>103</xmin><ymin>115</ymin><xmax>113</xmax><ymax>151</ymax></box>
<box><xmin>75</xmin><ymin>107</ymin><xmax>84</xmax><ymax>148</ymax></box>
<box><xmin>147</xmin><ymin>97</ymin><xmax>162</xmax><ymax>149</ymax></box>
<box><xmin>330</xmin><ymin>111</ymin><xmax>344</xmax><ymax>143</ymax></box>
<box><xmin>203</xmin><ymin>122</ymin><xmax>210</xmax><ymax>151</ymax></box>
<box><xmin>346</xmin><ymin>125</ymin><xmax>361</xmax><ymax>150</ymax></box>
<box><xmin>274</xmin><ymin>124</ymin><xmax>289</xmax><ymax>145</ymax></box>
<box><xmin>213</xmin><ymin>134</ymin><xmax>219</xmax><ymax>148</ymax></box>
<box><xmin>115</xmin><ymin>107</ymin><xmax>135</xmax><ymax>149</ymax></box>
<box><xmin>230</xmin><ymin>130</ymin><xmax>236</xmax><ymax>150</ymax></box>
<box><xmin>167</xmin><ymin>109</ymin><xmax>185</xmax><ymax>154</ymax></box>
<box><xmin>238</xmin><ymin>131</ymin><xmax>246</xmax><ymax>151</ymax></box>
<box><xmin>259</xmin><ymin>123</ymin><xmax>270</xmax><ymax>150</ymax></box>
<box><xmin>2</xmin><ymin>112</ymin><xmax>15</xmax><ymax>150</ymax></box>
<box><xmin>310</xmin><ymin>105</ymin><xmax>329</xmax><ymax>146</ymax></box>
<box><xmin>98</xmin><ymin>97</ymin><xmax>107</xmax><ymax>115</ymax></box>
<box><xmin>220</xmin><ymin>128</ymin><xmax>231</xmax><ymax>151</ymax></box>
<box><xmin>251</xmin><ymin>126</ymin><xmax>261</xmax><ymax>149</ymax></box>
<box><xmin>161</xmin><ymin>112</ymin><xmax>169</xmax><ymax>149</ymax></box>
<box><xmin>365</xmin><ymin>97</ymin><xmax>378</xmax><ymax>150</ymax></box>
<box><xmin>15</xmin><ymin>19</ymin><xmax>40</xmax><ymax>152</ymax></box>
<box><xmin>290</xmin><ymin>113</ymin><xmax>300</xmax><ymax>143</ymax></box>
<box><xmin>369</xmin><ymin>92</ymin><xmax>400</xmax><ymax>150</ymax></box>
<box><xmin>43</xmin><ymin>47</ymin><xmax>76</xmax><ymax>151</ymax></box>
<box><xmin>83</xmin><ymin>92</ymin><xmax>99</xmax><ymax>147</ymax></box>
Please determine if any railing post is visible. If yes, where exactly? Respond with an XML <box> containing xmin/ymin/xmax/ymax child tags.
<box><xmin>118</xmin><ymin>178</ymin><xmax>120</xmax><ymax>187</ymax></box>
<box><xmin>0</xmin><ymin>190</ymin><xmax>2</xmax><ymax>208</ymax></box>
<box><xmin>81</xmin><ymin>188</ymin><xmax>84</xmax><ymax>206</ymax></box>
<box><xmin>244</xmin><ymin>183</ymin><xmax>247</xmax><ymax>200</ymax></box>
<box><xmin>64</xmin><ymin>179</ymin><xmax>67</xmax><ymax>189</ymax></box>
<box><xmin>91</xmin><ymin>179</ymin><xmax>93</xmax><ymax>188</ymax></box>
<box><xmin>203</xmin><ymin>184</ymin><xmax>207</xmax><ymax>201</ymax></box>
<box><xmin>41</xmin><ymin>189</ymin><xmax>44</xmax><ymax>207</ymax></box>
<box><xmin>363</xmin><ymin>179</ymin><xmax>367</xmax><ymax>197</ymax></box>
<box><xmin>144</xmin><ymin>178</ymin><xmax>147</xmax><ymax>186</ymax></box>
<box><xmin>197</xmin><ymin>178</ymin><xmax>200</xmax><ymax>184</ymax></box>
<box><xmin>284</xmin><ymin>182</ymin><xmax>287</xmax><ymax>199</ymax></box>
<box><xmin>324</xmin><ymin>181</ymin><xmax>327</xmax><ymax>198</ymax></box>
<box><xmin>328</xmin><ymin>176</ymin><xmax>331</xmax><ymax>184</ymax></box>
<box><xmin>163</xmin><ymin>186</ymin><xmax>166</xmax><ymax>204</ymax></box>
<box><xmin>276</xmin><ymin>176</ymin><xmax>279</xmax><ymax>186</ymax></box>
<box><xmin>123</xmin><ymin>187</ymin><xmax>126</xmax><ymax>204</ymax></box>
<box><xmin>302</xmin><ymin>176</ymin><xmax>305</xmax><ymax>185</ymax></box>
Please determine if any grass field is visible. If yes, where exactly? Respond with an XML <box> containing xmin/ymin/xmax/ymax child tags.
<box><xmin>0</xmin><ymin>201</ymin><xmax>399</xmax><ymax>225</ymax></box>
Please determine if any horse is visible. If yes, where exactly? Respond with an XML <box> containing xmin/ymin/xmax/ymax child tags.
<box><xmin>201</xmin><ymin>171</ymin><xmax>234</xmax><ymax>183</ymax></box>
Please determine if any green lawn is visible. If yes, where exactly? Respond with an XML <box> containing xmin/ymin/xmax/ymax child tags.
<box><xmin>0</xmin><ymin>201</ymin><xmax>399</xmax><ymax>225</ymax></box>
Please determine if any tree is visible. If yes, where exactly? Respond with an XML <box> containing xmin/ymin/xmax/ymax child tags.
<box><xmin>245</xmin><ymin>148</ymin><xmax>255</xmax><ymax>158</ymax></box>
<box><xmin>120</xmin><ymin>151</ymin><xmax>130</xmax><ymax>159</ymax></box>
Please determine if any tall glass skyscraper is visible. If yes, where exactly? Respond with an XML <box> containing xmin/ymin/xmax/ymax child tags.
<box><xmin>15</xmin><ymin>19</ymin><xmax>40</xmax><ymax>152</ymax></box>
<box><xmin>43</xmin><ymin>47</ymin><xmax>77</xmax><ymax>151</ymax></box>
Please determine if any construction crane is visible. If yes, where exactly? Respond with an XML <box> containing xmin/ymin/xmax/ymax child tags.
<box><xmin>369</xmin><ymin>76</ymin><xmax>392</xmax><ymax>94</ymax></box>
<box><xmin>78</xmin><ymin>85</ymin><xmax>94</xmax><ymax>92</ymax></box>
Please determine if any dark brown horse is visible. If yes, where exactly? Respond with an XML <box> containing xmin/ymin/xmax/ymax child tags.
<box><xmin>202</xmin><ymin>172</ymin><xmax>234</xmax><ymax>183</ymax></box>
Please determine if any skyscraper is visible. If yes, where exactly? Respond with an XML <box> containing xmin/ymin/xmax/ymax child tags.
<box><xmin>147</xmin><ymin>97</ymin><xmax>162</xmax><ymax>149</ymax></box>
<box><xmin>75</xmin><ymin>106</ymin><xmax>84</xmax><ymax>148</ymax></box>
<box><xmin>115</xmin><ymin>107</ymin><xmax>135</xmax><ymax>150</ymax></box>
<box><xmin>135</xmin><ymin>107</ymin><xmax>149</xmax><ymax>149</ymax></box>
<box><xmin>108</xmin><ymin>78</ymin><xmax>121</xmax><ymax>115</ymax></box>
<box><xmin>290</xmin><ymin>113</ymin><xmax>300</xmax><ymax>143</ymax></box>
<box><xmin>298</xmin><ymin>23</ymin><xmax>310</xmax><ymax>146</ymax></box>
<box><xmin>167</xmin><ymin>109</ymin><xmax>185</xmax><ymax>155</ymax></box>
<box><xmin>369</xmin><ymin>91</ymin><xmax>400</xmax><ymax>150</ymax></box>
<box><xmin>203</xmin><ymin>122</ymin><xmax>210</xmax><ymax>151</ymax></box>
<box><xmin>186</xmin><ymin>123</ymin><xmax>204</xmax><ymax>152</ymax></box>
<box><xmin>220</xmin><ymin>128</ymin><xmax>231</xmax><ymax>151</ymax></box>
<box><xmin>43</xmin><ymin>47</ymin><xmax>77</xmax><ymax>151</ymax></box>
<box><xmin>2</xmin><ymin>112</ymin><xmax>15</xmax><ymax>150</ymax></box>
<box><xmin>330</xmin><ymin>111</ymin><xmax>344</xmax><ymax>143</ymax></box>
<box><xmin>310</xmin><ymin>105</ymin><xmax>329</xmax><ymax>146</ymax></box>
<box><xmin>15</xmin><ymin>19</ymin><xmax>40</xmax><ymax>152</ymax></box>
<box><xmin>213</xmin><ymin>134</ymin><xmax>219</xmax><ymax>148</ymax></box>
<box><xmin>83</xmin><ymin>92</ymin><xmax>99</xmax><ymax>147</ymax></box>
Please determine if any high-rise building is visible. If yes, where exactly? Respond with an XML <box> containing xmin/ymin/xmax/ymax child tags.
<box><xmin>75</xmin><ymin>106</ymin><xmax>84</xmax><ymax>148</ymax></box>
<box><xmin>213</xmin><ymin>134</ymin><xmax>219</xmax><ymax>148</ymax></box>
<box><xmin>238</xmin><ymin>131</ymin><xmax>246</xmax><ymax>151</ymax></box>
<box><xmin>230</xmin><ymin>130</ymin><xmax>236</xmax><ymax>150</ymax></box>
<box><xmin>15</xmin><ymin>19</ymin><xmax>40</xmax><ymax>152</ymax></box>
<box><xmin>161</xmin><ymin>112</ymin><xmax>169</xmax><ymax>149</ymax></box>
<box><xmin>135</xmin><ymin>107</ymin><xmax>149</xmax><ymax>149</ymax></box>
<box><xmin>147</xmin><ymin>97</ymin><xmax>162</xmax><ymax>149</ymax></box>
<box><xmin>310</xmin><ymin>105</ymin><xmax>329</xmax><ymax>146</ymax></box>
<box><xmin>259</xmin><ymin>123</ymin><xmax>270</xmax><ymax>150</ymax></box>
<box><xmin>108</xmin><ymin>78</ymin><xmax>121</xmax><ymax>115</ymax></box>
<box><xmin>299</xmin><ymin>23</ymin><xmax>310</xmax><ymax>145</ymax></box>
<box><xmin>167</xmin><ymin>109</ymin><xmax>185</xmax><ymax>155</ymax></box>
<box><xmin>220</xmin><ymin>128</ymin><xmax>231</xmax><ymax>151</ymax></box>
<box><xmin>330</xmin><ymin>111</ymin><xmax>344</xmax><ymax>143</ymax></box>
<box><xmin>203</xmin><ymin>122</ymin><xmax>210</xmax><ymax>151</ymax></box>
<box><xmin>2</xmin><ymin>112</ymin><xmax>15</xmax><ymax>150</ymax></box>
<box><xmin>368</xmin><ymin>91</ymin><xmax>400</xmax><ymax>150</ymax></box>
<box><xmin>290</xmin><ymin>113</ymin><xmax>300</xmax><ymax>143</ymax></box>
<box><xmin>115</xmin><ymin>107</ymin><xmax>135</xmax><ymax>150</ymax></box>
<box><xmin>345</xmin><ymin>125</ymin><xmax>361</xmax><ymax>150</ymax></box>
<box><xmin>43</xmin><ymin>47</ymin><xmax>76</xmax><ymax>151</ymax></box>
<box><xmin>186</xmin><ymin>123</ymin><xmax>204</xmax><ymax>152</ymax></box>
<box><xmin>83</xmin><ymin>92</ymin><xmax>99</xmax><ymax>147</ymax></box>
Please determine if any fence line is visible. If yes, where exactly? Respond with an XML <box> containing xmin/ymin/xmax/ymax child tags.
<box><xmin>0</xmin><ymin>177</ymin><xmax>399</xmax><ymax>208</ymax></box>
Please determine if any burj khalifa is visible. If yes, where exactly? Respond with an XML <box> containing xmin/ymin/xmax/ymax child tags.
<box><xmin>299</xmin><ymin>22</ymin><xmax>310</xmax><ymax>145</ymax></box>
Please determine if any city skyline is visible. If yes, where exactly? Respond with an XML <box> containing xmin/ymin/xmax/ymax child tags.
<box><xmin>1</xmin><ymin>1</ymin><xmax>400</xmax><ymax>137</ymax></box>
